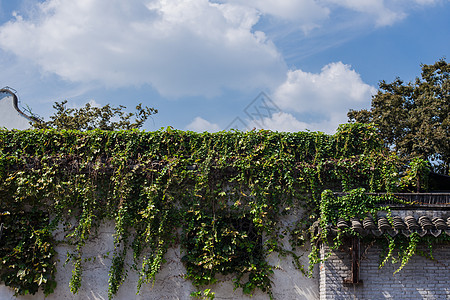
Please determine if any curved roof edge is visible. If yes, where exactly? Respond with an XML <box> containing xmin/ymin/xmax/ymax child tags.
<box><xmin>0</xmin><ymin>87</ymin><xmax>38</xmax><ymax>124</ymax></box>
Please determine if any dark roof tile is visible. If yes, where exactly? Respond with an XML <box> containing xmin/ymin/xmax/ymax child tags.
<box><xmin>326</xmin><ymin>215</ymin><xmax>450</xmax><ymax>237</ymax></box>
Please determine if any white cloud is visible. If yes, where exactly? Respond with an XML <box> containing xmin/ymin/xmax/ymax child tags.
<box><xmin>233</xmin><ymin>61</ymin><xmax>376</xmax><ymax>133</ymax></box>
<box><xmin>323</xmin><ymin>0</ymin><xmax>445</xmax><ymax>27</ymax></box>
<box><xmin>226</xmin><ymin>0</ymin><xmax>439</xmax><ymax>30</ymax></box>
<box><xmin>0</xmin><ymin>0</ymin><xmax>442</xmax><ymax>134</ymax></box>
<box><xmin>225</xmin><ymin>0</ymin><xmax>330</xmax><ymax>31</ymax></box>
<box><xmin>0</xmin><ymin>0</ymin><xmax>441</xmax><ymax>102</ymax></box>
<box><xmin>274</xmin><ymin>62</ymin><xmax>375</xmax><ymax>113</ymax></box>
<box><xmin>0</xmin><ymin>0</ymin><xmax>287</xmax><ymax>98</ymax></box>
<box><xmin>271</xmin><ymin>62</ymin><xmax>376</xmax><ymax>133</ymax></box>
<box><xmin>325</xmin><ymin>0</ymin><xmax>406</xmax><ymax>26</ymax></box>
<box><xmin>220</xmin><ymin>62</ymin><xmax>376</xmax><ymax>133</ymax></box>
<box><xmin>247</xmin><ymin>112</ymin><xmax>310</xmax><ymax>132</ymax></box>
<box><xmin>186</xmin><ymin>116</ymin><xmax>220</xmax><ymax>132</ymax></box>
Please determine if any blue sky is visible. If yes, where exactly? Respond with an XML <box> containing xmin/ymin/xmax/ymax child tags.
<box><xmin>0</xmin><ymin>0</ymin><xmax>449</xmax><ymax>133</ymax></box>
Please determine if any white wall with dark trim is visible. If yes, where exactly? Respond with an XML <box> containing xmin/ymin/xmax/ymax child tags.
<box><xmin>0</xmin><ymin>89</ymin><xmax>33</xmax><ymax>130</ymax></box>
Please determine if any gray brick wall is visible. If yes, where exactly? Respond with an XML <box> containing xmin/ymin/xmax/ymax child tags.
<box><xmin>320</xmin><ymin>243</ymin><xmax>450</xmax><ymax>299</ymax></box>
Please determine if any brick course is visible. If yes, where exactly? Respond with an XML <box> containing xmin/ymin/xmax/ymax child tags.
<box><xmin>320</xmin><ymin>243</ymin><xmax>450</xmax><ymax>299</ymax></box>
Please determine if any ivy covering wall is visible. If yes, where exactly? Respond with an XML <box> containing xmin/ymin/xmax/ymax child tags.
<box><xmin>0</xmin><ymin>123</ymin><xmax>434</xmax><ymax>298</ymax></box>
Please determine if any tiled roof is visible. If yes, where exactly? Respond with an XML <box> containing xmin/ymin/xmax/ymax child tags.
<box><xmin>328</xmin><ymin>215</ymin><xmax>450</xmax><ymax>237</ymax></box>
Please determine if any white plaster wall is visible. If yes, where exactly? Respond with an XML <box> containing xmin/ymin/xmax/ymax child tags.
<box><xmin>0</xmin><ymin>220</ymin><xmax>319</xmax><ymax>300</ymax></box>
<box><xmin>0</xmin><ymin>93</ymin><xmax>32</xmax><ymax>130</ymax></box>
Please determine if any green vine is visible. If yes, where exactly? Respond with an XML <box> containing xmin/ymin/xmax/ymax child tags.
<box><xmin>0</xmin><ymin>211</ymin><xmax>56</xmax><ymax>296</ymax></box>
<box><xmin>0</xmin><ymin>123</ymin><xmax>444</xmax><ymax>298</ymax></box>
<box><xmin>313</xmin><ymin>188</ymin><xmax>449</xmax><ymax>276</ymax></box>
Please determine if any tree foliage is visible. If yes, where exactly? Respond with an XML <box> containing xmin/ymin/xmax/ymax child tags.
<box><xmin>348</xmin><ymin>59</ymin><xmax>450</xmax><ymax>174</ymax></box>
<box><xmin>32</xmin><ymin>100</ymin><xmax>157</xmax><ymax>131</ymax></box>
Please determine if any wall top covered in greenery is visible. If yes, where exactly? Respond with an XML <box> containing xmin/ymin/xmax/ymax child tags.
<box><xmin>0</xmin><ymin>124</ymin><xmax>425</xmax><ymax>299</ymax></box>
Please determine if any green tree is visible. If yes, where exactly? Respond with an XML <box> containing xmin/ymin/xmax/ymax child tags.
<box><xmin>348</xmin><ymin>59</ymin><xmax>449</xmax><ymax>174</ymax></box>
<box><xmin>32</xmin><ymin>101</ymin><xmax>157</xmax><ymax>131</ymax></box>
